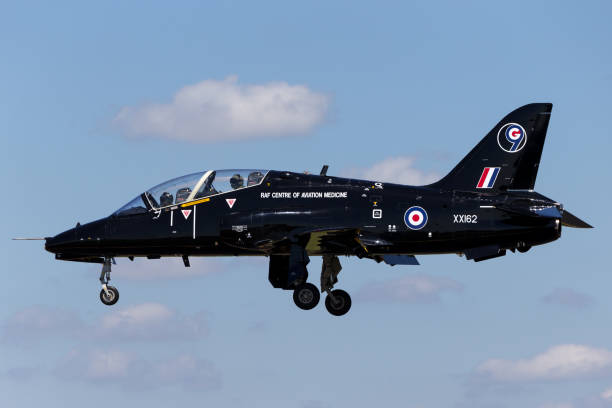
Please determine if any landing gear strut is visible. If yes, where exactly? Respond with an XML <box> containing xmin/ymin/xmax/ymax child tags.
<box><xmin>99</xmin><ymin>258</ymin><xmax>119</xmax><ymax>306</ymax></box>
<box><xmin>269</xmin><ymin>250</ymin><xmax>352</xmax><ymax>315</ymax></box>
<box><xmin>321</xmin><ymin>255</ymin><xmax>351</xmax><ymax>316</ymax></box>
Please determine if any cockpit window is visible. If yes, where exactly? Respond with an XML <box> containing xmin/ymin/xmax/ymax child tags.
<box><xmin>194</xmin><ymin>171</ymin><xmax>218</xmax><ymax>199</ymax></box>
<box><xmin>145</xmin><ymin>172</ymin><xmax>205</xmax><ymax>208</ymax></box>
<box><xmin>195</xmin><ymin>169</ymin><xmax>267</xmax><ymax>198</ymax></box>
<box><xmin>114</xmin><ymin>195</ymin><xmax>147</xmax><ymax>216</ymax></box>
<box><xmin>247</xmin><ymin>171</ymin><xmax>265</xmax><ymax>186</ymax></box>
<box><xmin>114</xmin><ymin>169</ymin><xmax>268</xmax><ymax>215</ymax></box>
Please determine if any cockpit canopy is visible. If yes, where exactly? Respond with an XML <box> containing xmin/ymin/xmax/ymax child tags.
<box><xmin>114</xmin><ymin>169</ymin><xmax>268</xmax><ymax>216</ymax></box>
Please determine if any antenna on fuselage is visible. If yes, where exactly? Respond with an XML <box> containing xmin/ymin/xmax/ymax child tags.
<box><xmin>320</xmin><ymin>165</ymin><xmax>329</xmax><ymax>176</ymax></box>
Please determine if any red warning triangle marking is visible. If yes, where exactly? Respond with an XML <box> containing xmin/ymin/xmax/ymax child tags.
<box><xmin>181</xmin><ymin>209</ymin><xmax>192</xmax><ymax>219</ymax></box>
<box><xmin>226</xmin><ymin>198</ymin><xmax>236</xmax><ymax>208</ymax></box>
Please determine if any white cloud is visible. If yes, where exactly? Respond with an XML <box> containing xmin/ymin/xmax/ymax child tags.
<box><xmin>1</xmin><ymin>305</ymin><xmax>84</xmax><ymax>345</ymax></box>
<box><xmin>152</xmin><ymin>354</ymin><xmax>221</xmax><ymax>390</ymax></box>
<box><xmin>83</xmin><ymin>349</ymin><xmax>133</xmax><ymax>380</ymax></box>
<box><xmin>113</xmin><ymin>76</ymin><xmax>330</xmax><ymax>142</ymax></box>
<box><xmin>535</xmin><ymin>387</ymin><xmax>612</xmax><ymax>408</ymax></box>
<box><xmin>2</xmin><ymin>303</ymin><xmax>209</xmax><ymax>344</ymax></box>
<box><xmin>602</xmin><ymin>388</ymin><xmax>612</xmax><ymax>401</ymax></box>
<box><xmin>100</xmin><ymin>303</ymin><xmax>173</xmax><ymax>329</ymax></box>
<box><xmin>356</xmin><ymin>274</ymin><xmax>463</xmax><ymax>303</ymax></box>
<box><xmin>475</xmin><ymin>344</ymin><xmax>612</xmax><ymax>382</ymax></box>
<box><xmin>56</xmin><ymin>350</ymin><xmax>221</xmax><ymax>391</ymax></box>
<box><xmin>536</xmin><ymin>386</ymin><xmax>612</xmax><ymax>408</ymax></box>
<box><xmin>342</xmin><ymin>156</ymin><xmax>439</xmax><ymax>185</ymax></box>
<box><xmin>542</xmin><ymin>288</ymin><xmax>595</xmax><ymax>309</ymax></box>
<box><xmin>115</xmin><ymin>257</ymin><xmax>221</xmax><ymax>280</ymax></box>
<box><xmin>96</xmin><ymin>303</ymin><xmax>209</xmax><ymax>342</ymax></box>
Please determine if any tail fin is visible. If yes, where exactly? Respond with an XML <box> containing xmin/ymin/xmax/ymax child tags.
<box><xmin>430</xmin><ymin>103</ymin><xmax>552</xmax><ymax>191</ymax></box>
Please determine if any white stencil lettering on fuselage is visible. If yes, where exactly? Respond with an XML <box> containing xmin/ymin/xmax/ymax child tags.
<box><xmin>260</xmin><ymin>191</ymin><xmax>348</xmax><ymax>199</ymax></box>
<box><xmin>453</xmin><ymin>214</ymin><xmax>478</xmax><ymax>224</ymax></box>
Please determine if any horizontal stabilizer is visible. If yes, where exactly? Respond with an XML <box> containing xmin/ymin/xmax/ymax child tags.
<box><xmin>383</xmin><ymin>255</ymin><xmax>420</xmax><ymax>266</ymax></box>
<box><xmin>496</xmin><ymin>202</ymin><xmax>561</xmax><ymax>219</ymax></box>
<box><xmin>531</xmin><ymin>206</ymin><xmax>562</xmax><ymax>219</ymax></box>
<box><xmin>562</xmin><ymin>210</ymin><xmax>593</xmax><ymax>228</ymax></box>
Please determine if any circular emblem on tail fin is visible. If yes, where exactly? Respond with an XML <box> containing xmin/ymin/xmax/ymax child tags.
<box><xmin>404</xmin><ymin>206</ymin><xmax>428</xmax><ymax>230</ymax></box>
<box><xmin>497</xmin><ymin>123</ymin><xmax>527</xmax><ymax>153</ymax></box>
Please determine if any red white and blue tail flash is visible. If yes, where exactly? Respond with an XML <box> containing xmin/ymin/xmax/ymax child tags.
<box><xmin>476</xmin><ymin>167</ymin><xmax>500</xmax><ymax>189</ymax></box>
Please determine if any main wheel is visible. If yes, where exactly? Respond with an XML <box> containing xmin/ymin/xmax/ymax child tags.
<box><xmin>517</xmin><ymin>244</ymin><xmax>531</xmax><ymax>253</ymax></box>
<box><xmin>325</xmin><ymin>289</ymin><xmax>351</xmax><ymax>316</ymax></box>
<box><xmin>293</xmin><ymin>283</ymin><xmax>320</xmax><ymax>310</ymax></box>
<box><xmin>100</xmin><ymin>286</ymin><xmax>119</xmax><ymax>306</ymax></box>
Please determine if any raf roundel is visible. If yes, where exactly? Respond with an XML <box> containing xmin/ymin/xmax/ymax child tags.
<box><xmin>404</xmin><ymin>206</ymin><xmax>428</xmax><ymax>230</ymax></box>
<box><xmin>497</xmin><ymin>123</ymin><xmax>527</xmax><ymax>153</ymax></box>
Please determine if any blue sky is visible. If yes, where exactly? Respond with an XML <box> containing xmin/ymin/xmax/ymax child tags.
<box><xmin>1</xmin><ymin>1</ymin><xmax>611</xmax><ymax>407</ymax></box>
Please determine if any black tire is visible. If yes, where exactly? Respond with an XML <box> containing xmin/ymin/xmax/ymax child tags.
<box><xmin>325</xmin><ymin>289</ymin><xmax>351</xmax><ymax>316</ymax></box>
<box><xmin>517</xmin><ymin>245</ymin><xmax>531</xmax><ymax>253</ymax></box>
<box><xmin>100</xmin><ymin>286</ymin><xmax>119</xmax><ymax>306</ymax></box>
<box><xmin>293</xmin><ymin>283</ymin><xmax>320</xmax><ymax>310</ymax></box>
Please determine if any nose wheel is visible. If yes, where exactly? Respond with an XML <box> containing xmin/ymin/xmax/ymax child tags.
<box><xmin>100</xmin><ymin>285</ymin><xmax>119</xmax><ymax>305</ymax></box>
<box><xmin>99</xmin><ymin>258</ymin><xmax>119</xmax><ymax>306</ymax></box>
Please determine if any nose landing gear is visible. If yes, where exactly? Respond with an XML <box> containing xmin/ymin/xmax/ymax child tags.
<box><xmin>99</xmin><ymin>258</ymin><xmax>119</xmax><ymax>306</ymax></box>
<box><xmin>100</xmin><ymin>285</ymin><xmax>119</xmax><ymax>306</ymax></box>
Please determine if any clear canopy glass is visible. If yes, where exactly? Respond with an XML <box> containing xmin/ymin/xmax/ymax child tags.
<box><xmin>114</xmin><ymin>195</ymin><xmax>147</xmax><ymax>216</ymax></box>
<box><xmin>114</xmin><ymin>169</ymin><xmax>268</xmax><ymax>215</ymax></box>
<box><xmin>193</xmin><ymin>169</ymin><xmax>267</xmax><ymax>198</ymax></box>
<box><xmin>145</xmin><ymin>172</ymin><xmax>206</xmax><ymax>208</ymax></box>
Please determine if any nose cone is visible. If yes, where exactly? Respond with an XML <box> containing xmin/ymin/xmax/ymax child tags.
<box><xmin>45</xmin><ymin>218</ymin><xmax>109</xmax><ymax>254</ymax></box>
<box><xmin>45</xmin><ymin>227</ymin><xmax>77</xmax><ymax>253</ymax></box>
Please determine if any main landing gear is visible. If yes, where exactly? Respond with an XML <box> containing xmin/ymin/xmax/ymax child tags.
<box><xmin>269</xmin><ymin>249</ymin><xmax>353</xmax><ymax>316</ymax></box>
<box><xmin>99</xmin><ymin>258</ymin><xmax>119</xmax><ymax>306</ymax></box>
<box><xmin>324</xmin><ymin>289</ymin><xmax>352</xmax><ymax>317</ymax></box>
<box><xmin>289</xmin><ymin>255</ymin><xmax>352</xmax><ymax>316</ymax></box>
<box><xmin>320</xmin><ymin>255</ymin><xmax>351</xmax><ymax>316</ymax></box>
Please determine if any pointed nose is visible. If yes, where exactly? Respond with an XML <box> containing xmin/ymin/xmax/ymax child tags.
<box><xmin>45</xmin><ymin>218</ymin><xmax>109</xmax><ymax>254</ymax></box>
<box><xmin>45</xmin><ymin>227</ymin><xmax>77</xmax><ymax>253</ymax></box>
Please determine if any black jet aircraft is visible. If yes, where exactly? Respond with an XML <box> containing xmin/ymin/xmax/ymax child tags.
<box><xmin>38</xmin><ymin>103</ymin><xmax>592</xmax><ymax>316</ymax></box>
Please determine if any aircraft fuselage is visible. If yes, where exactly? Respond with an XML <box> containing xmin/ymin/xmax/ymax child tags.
<box><xmin>45</xmin><ymin>170</ymin><xmax>561</xmax><ymax>262</ymax></box>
